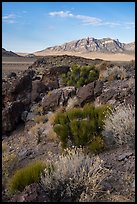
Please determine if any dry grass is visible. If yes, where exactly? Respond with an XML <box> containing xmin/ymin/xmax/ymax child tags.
<box><xmin>103</xmin><ymin>104</ymin><xmax>135</xmax><ymax>148</ymax></box>
<box><xmin>47</xmin><ymin>128</ymin><xmax>58</xmax><ymax>141</ymax></box>
<box><xmin>2</xmin><ymin>151</ymin><xmax>18</xmax><ymax>187</ymax></box>
<box><xmin>28</xmin><ymin>123</ymin><xmax>47</xmax><ymax>144</ymax></box>
<box><xmin>108</xmin><ymin>194</ymin><xmax>134</xmax><ymax>202</ymax></box>
<box><xmin>34</xmin><ymin>115</ymin><xmax>47</xmax><ymax>123</ymax></box>
<box><xmin>2</xmin><ymin>143</ymin><xmax>8</xmax><ymax>153</ymax></box>
<box><xmin>41</xmin><ymin>147</ymin><xmax>109</xmax><ymax>202</ymax></box>
<box><xmin>66</xmin><ymin>96</ymin><xmax>79</xmax><ymax>111</ymax></box>
<box><xmin>33</xmin><ymin>106</ymin><xmax>43</xmax><ymax>115</ymax></box>
<box><xmin>48</xmin><ymin>107</ymin><xmax>65</xmax><ymax>125</ymax></box>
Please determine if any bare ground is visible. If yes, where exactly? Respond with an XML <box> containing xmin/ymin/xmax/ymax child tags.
<box><xmin>2</xmin><ymin>57</ymin><xmax>37</xmax><ymax>77</ymax></box>
<box><xmin>34</xmin><ymin>51</ymin><xmax>135</xmax><ymax>62</ymax></box>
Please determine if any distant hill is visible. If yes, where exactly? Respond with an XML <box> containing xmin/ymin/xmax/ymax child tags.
<box><xmin>34</xmin><ymin>37</ymin><xmax>135</xmax><ymax>55</ymax></box>
<box><xmin>2</xmin><ymin>48</ymin><xmax>20</xmax><ymax>57</ymax></box>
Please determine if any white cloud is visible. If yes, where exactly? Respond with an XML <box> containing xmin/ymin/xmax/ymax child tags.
<box><xmin>75</xmin><ymin>14</ymin><xmax>102</xmax><ymax>25</ymax></box>
<box><xmin>49</xmin><ymin>11</ymin><xmax>73</xmax><ymax>17</ymax></box>
<box><xmin>2</xmin><ymin>19</ymin><xmax>17</xmax><ymax>24</ymax></box>
<box><xmin>49</xmin><ymin>10</ymin><xmax>134</xmax><ymax>29</ymax></box>
<box><xmin>121</xmin><ymin>22</ymin><xmax>135</xmax><ymax>29</ymax></box>
<box><xmin>2</xmin><ymin>13</ymin><xmax>17</xmax><ymax>23</ymax></box>
<box><xmin>2</xmin><ymin>14</ymin><xmax>16</xmax><ymax>19</ymax></box>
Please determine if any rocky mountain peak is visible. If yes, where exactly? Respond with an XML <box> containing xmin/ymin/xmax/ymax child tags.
<box><xmin>39</xmin><ymin>37</ymin><xmax>134</xmax><ymax>54</ymax></box>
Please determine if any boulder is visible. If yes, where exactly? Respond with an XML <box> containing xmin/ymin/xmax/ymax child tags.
<box><xmin>60</xmin><ymin>86</ymin><xmax>76</xmax><ymax>106</ymax></box>
<box><xmin>42</xmin><ymin>89</ymin><xmax>62</xmax><ymax>112</ymax></box>
<box><xmin>76</xmin><ymin>82</ymin><xmax>95</xmax><ymax>106</ymax></box>
<box><xmin>2</xmin><ymin>101</ymin><xmax>25</xmax><ymax>134</ymax></box>
<box><xmin>42</xmin><ymin>86</ymin><xmax>76</xmax><ymax>112</ymax></box>
<box><xmin>99</xmin><ymin>89</ymin><xmax>116</xmax><ymax>104</ymax></box>
<box><xmin>94</xmin><ymin>80</ymin><xmax>103</xmax><ymax>97</ymax></box>
<box><xmin>41</xmin><ymin>66</ymin><xmax>70</xmax><ymax>91</ymax></box>
<box><xmin>97</xmin><ymin>79</ymin><xmax>135</xmax><ymax>106</ymax></box>
<box><xmin>10</xmin><ymin>73</ymin><xmax>32</xmax><ymax>96</ymax></box>
<box><xmin>7</xmin><ymin>72</ymin><xmax>17</xmax><ymax>78</ymax></box>
<box><xmin>50</xmin><ymin>65</ymin><xmax>70</xmax><ymax>75</ymax></box>
<box><xmin>31</xmin><ymin>80</ymin><xmax>48</xmax><ymax>102</ymax></box>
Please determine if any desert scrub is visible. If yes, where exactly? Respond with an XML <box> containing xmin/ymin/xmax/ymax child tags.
<box><xmin>61</xmin><ymin>64</ymin><xmax>99</xmax><ymax>88</ymax></box>
<box><xmin>2</xmin><ymin>151</ymin><xmax>18</xmax><ymax>187</ymax></box>
<box><xmin>88</xmin><ymin>136</ymin><xmax>104</xmax><ymax>154</ymax></box>
<box><xmin>34</xmin><ymin>115</ymin><xmax>47</xmax><ymax>123</ymax></box>
<box><xmin>107</xmin><ymin>66</ymin><xmax>127</xmax><ymax>81</ymax></box>
<box><xmin>102</xmin><ymin>104</ymin><xmax>135</xmax><ymax>148</ymax></box>
<box><xmin>33</xmin><ymin>105</ymin><xmax>43</xmax><ymax>115</ymax></box>
<box><xmin>28</xmin><ymin>123</ymin><xmax>47</xmax><ymax>144</ymax></box>
<box><xmin>8</xmin><ymin>160</ymin><xmax>45</xmax><ymax>194</ymax></box>
<box><xmin>53</xmin><ymin>104</ymin><xmax>111</xmax><ymax>151</ymax></box>
<box><xmin>40</xmin><ymin>147</ymin><xmax>109</xmax><ymax>202</ymax></box>
<box><xmin>2</xmin><ymin>142</ymin><xmax>8</xmax><ymax>153</ymax></box>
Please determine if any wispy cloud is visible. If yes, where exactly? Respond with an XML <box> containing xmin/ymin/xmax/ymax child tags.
<box><xmin>2</xmin><ymin>13</ymin><xmax>17</xmax><ymax>23</ymax></box>
<box><xmin>49</xmin><ymin>10</ymin><xmax>134</xmax><ymax>29</ymax></box>
<box><xmin>49</xmin><ymin>11</ymin><xmax>73</xmax><ymax>17</ymax></box>
<box><xmin>124</xmin><ymin>22</ymin><xmax>135</xmax><ymax>29</ymax></box>
<box><xmin>22</xmin><ymin>10</ymin><xmax>28</xmax><ymax>14</ymax></box>
<box><xmin>2</xmin><ymin>14</ymin><xmax>16</xmax><ymax>19</ymax></box>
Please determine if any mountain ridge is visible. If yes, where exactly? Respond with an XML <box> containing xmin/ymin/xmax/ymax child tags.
<box><xmin>34</xmin><ymin>37</ymin><xmax>135</xmax><ymax>55</ymax></box>
<box><xmin>2</xmin><ymin>48</ymin><xmax>20</xmax><ymax>57</ymax></box>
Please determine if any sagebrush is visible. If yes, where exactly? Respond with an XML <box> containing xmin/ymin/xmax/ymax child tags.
<box><xmin>41</xmin><ymin>147</ymin><xmax>109</xmax><ymax>202</ymax></box>
<box><xmin>102</xmin><ymin>104</ymin><xmax>135</xmax><ymax>148</ymax></box>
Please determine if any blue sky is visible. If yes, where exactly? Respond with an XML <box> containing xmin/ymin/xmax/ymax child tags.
<box><xmin>2</xmin><ymin>2</ymin><xmax>135</xmax><ymax>53</ymax></box>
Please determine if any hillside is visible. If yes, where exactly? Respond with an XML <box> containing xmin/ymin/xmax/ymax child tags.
<box><xmin>2</xmin><ymin>55</ymin><xmax>135</xmax><ymax>202</ymax></box>
<box><xmin>2</xmin><ymin>48</ymin><xmax>20</xmax><ymax>57</ymax></box>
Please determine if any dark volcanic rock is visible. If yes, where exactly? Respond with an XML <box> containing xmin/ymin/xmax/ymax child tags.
<box><xmin>42</xmin><ymin>86</ymin><xmax>76</xmax><ymax>112</ymax></box>
<box><xmin>41</xmin><ymin>65</ymin><xmax>70</xmax><ymax>91</ymax></box>
<box><xmin>50</xmin><ymin>65</ymin><xmax>70</xmax><ymax>75</ymax></box>
<box><xmin>10</xmin><ymin>183</ymin><xmax>49</xmax><ymax>202</ymax></box>
<box><xmin>99</xmin><ymin>89</ymin><xmax>116</xmax><ymax>104</ymax></box>
<box><xmin>10</xmin><ymin>73</ymin><xmax>32</xmax><ymax>96</ymax></box>
<box><xmin>31</xmin><ymin>80</ymin><xmax>48</xmax><ymax>102</ymax></box>
<box><xmin>77</xmin><ymin>82</ymin><xmax>95</xmax><ymax>106</ymax></box>
<box><xmin>42</xmin><ymin>89</ymin><xmax>62</xmax><ymax>112</ymax></box>
<box><xmin>97</xmin><ymin>79</ymin><xmax>135</xmax><ymax>106</ymax></box>
<box><xmin>2</xmin><ymin>101</ymin><xmax>25</xmax><ymax>134</ymax></box>
<box><xmin>7</xmin><ymin>72</ymin><xmax>17</xmax><ymax>78</ymax></box>
<box><xmin>94</xmin><ymin>80</ymin><xmax>103</xmax><ymax>97</ymax></box>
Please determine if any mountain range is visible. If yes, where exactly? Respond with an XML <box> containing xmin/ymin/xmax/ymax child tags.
<box><xmin>35</xmin><ymin>37</ymin><xmax>135</xmax><ymax>55</ymax></box>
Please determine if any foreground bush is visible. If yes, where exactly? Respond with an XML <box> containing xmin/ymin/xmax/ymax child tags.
<box><xmin>61</xmin><ymin>64</ymin><xmax>99</xmax><ymax>88</ymax></box>
<box><xmin>102</xmin><ymin>104</ymin><xmax>135</xmax><ymax>148</ymax></box>
<box><xmin>8</xmin><ymin>160</ymin><xmax>45</xmax><ymax>194</ymax></box>
<box><xmin>53</xmin><ymin>104</ymin><xmax>111</xmax><ymax>151</ymax></box>
<box><xmin>41</xmin><ymin>147</ymin><xmax>109</xmax><ymax>202</ymax></box>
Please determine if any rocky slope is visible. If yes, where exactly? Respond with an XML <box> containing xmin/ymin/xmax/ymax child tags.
<box><xmin>2</xmin><ymin>48</ymin><xmax>20</xmax><ymax>57</ymax></box>
<box><xmin>2</xmin><ymin>55</ymin><xmax>135</xmax><ymax>202</ymax></box>
<box><xmin>35</xmin><ymin>37</ymin><xmax>135</xmax><ymax>54</ymax></box>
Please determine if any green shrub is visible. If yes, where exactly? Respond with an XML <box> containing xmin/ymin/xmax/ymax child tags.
<box><xmin>8</xmin><ymin>160</ymin><xmax>45</xmax><ymax>194</ymax></box>
<box><xmin>88</xmin><ymin>136</ymin><xmax>104</xmax><ymax>154</ymax></box>
<box><xmin>61</xmin><ymin>64</ymin><xmax>99</xmax><ymax>88</ymax></box>
<box><xmin>53</xmin><ymin>104</ymin><xmax>111</xmax><ymax>149</ymax></box>
<box><xmin>54</xmin><ymin>124</ymin><xmax>69</xmax><ymax>148</ymax></box>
